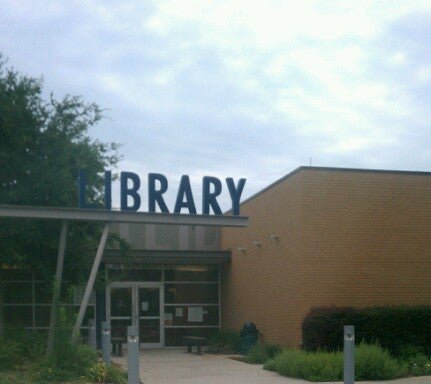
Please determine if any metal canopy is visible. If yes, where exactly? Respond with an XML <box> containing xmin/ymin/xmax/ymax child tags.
<box><xmin>0</xmin><ymin>204</ymin><xmax>248</xmax><ymax>227</ymax></box>
<box><xmin>0</xmin><ymin>203</ymin><xmax>247</xmax><ymax>341</ymax></box>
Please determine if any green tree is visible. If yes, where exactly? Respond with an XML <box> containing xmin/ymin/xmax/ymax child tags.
<box><xmin>0</xmin><ymin>54</ymin><xmax>120</xmax><ymax>287</ymax></box>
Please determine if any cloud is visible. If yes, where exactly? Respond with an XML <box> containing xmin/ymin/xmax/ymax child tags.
<box><xmin>1</xmin><ymin>1</ymin><xmax>431</xmax><ymax>211</ymax></box>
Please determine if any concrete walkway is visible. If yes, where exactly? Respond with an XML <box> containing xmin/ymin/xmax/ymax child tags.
<box><xmin>112</xmin><ymin>349</ymin><xmax>431</xmax><ymax>384</ymax></box>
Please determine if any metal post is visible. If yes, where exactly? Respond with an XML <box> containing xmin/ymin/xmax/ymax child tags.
<box><xmin>344</xmin><ymin>325</ymin><xmax>355</xmax><ymax>384</ymax></box>
<box><xmin>47</xmin><ymin>221</ymin><xmax>68</xmax><ymax>354</ymax></box>
<box><xmin>72</xmin><ymin>223</ymin><xmax>110</xmax><ymax>341</ymax></box>
<box><xmin>127</xmin><ymin>326</ymin><xmax>139</xmax><ymax>384</ymax></box>
<box><xmin>102</xmin><ymin>321</ymin><xmax>111</xmax><ymax>365</ymax></box>
<box><xmin>88</xmin><ymin>318</ymin><xmax>97</xmax><ymax>349</ymax></box>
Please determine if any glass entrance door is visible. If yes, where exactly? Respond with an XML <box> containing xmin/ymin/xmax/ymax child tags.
<box><xmin>108</xmin><ymin>283</ymin><xmax>164</xmax><ymax>348</ymax></box>
<box><xmin>137</xmin><ymin>285</ymin><xmax>163</xmax><ymax>348</ymax></box>
<box><xmin>110</xmin><ymin>285</ymin><xmax>133</xmax><ymax>341</ymax></box>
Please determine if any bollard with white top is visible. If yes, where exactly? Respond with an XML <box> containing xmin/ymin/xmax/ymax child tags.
<box><xmin>344</xmin><ymin>325</ymin><xmax>355</xmax><ymax>384</ymax></box>
<box><xmin>127</xmin><ymin>326</ymin><xmax>140</xmax><ymax>384</ymax></box>
<box><xmin>102</xmin><ymin>321</ymin><xmax>111</xmax><ymax>365</ymax></box>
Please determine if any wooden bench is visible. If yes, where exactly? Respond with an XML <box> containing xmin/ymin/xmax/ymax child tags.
<box><xmin>183</xmin><ymin>336</ymin><xmax>207</xmax><ymax>355</ymax></box>
<box><xmin>111</xmin><ymin>336</ymin><xmax>126</xmax><ymax>357</ymax></box>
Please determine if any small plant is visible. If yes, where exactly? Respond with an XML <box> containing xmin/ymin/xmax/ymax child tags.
<box><xmin>245</xmin><ymin>343</ymin><xmax>282</xmax><ymax>364</ymax></box>
<box><xmin>87</xmin><ymin>362</ymin><xmax>127</xmax><ymax>384</ymax></box>
<box><xmin>207</xmin><ymin>330</ymin><xmax>241</xmax><ymax>354</ymax></box>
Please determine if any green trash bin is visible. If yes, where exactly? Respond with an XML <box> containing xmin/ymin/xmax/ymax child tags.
<box><xmin>240</xmin><ymin>322</ymin><xmax>259</xmax><ymax>355</ymax></box>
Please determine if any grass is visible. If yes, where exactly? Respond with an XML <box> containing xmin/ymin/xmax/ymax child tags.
<box><xmin>244</xmin><ymin>343</ymin><xmax>282</xmax><ymax>364</ymax></box>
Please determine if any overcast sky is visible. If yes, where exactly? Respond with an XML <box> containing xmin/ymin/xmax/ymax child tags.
<box><xmin>2</xmin><ymin>1</ymin><xmax>431</xmax><ymax>212</ymax></box>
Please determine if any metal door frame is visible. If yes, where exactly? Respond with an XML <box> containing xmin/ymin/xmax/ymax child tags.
<box><xmin>107</xmin><ymin>282</ymin><xmax>164</xmax><ymax>348</ymax></box>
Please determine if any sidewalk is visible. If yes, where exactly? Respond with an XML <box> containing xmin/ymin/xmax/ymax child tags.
<box><xmin>112</xmin><ymin>349</ymin><xmax>431</xmax><ymax>384</ymax></box>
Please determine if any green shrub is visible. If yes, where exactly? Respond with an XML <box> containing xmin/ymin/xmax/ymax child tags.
<box><xmin>0</xmin><ymin>337</ymin><xmax>22</xmax><ymax>370</ymax></box>
<box><xmin>33</xmin><ymin>308</ymin><xmax>98</xmax><ymax>382</ymax></box>
<box><xmin>0</xmin><ymin>328</ymin><xmax>46</xmax><ymax>370</ymax></box>
<box><xmin>245</xmin><ymin>343</ymin><xmax>282</xmax><ymax>364</ymax></box>
<box><xmin>264</xmin><ymin>349</ymin><xmax>343</xmax><ymax>382</ymax></box>
<box><xmin>264</xmin><ymin>343</ymin><xmax>405</xmax><ymax>382</ymax></box>
<box><xmin>207</xmin><ymin>330</ymin><xmax>241</xmax><ymax>354</ymax></box>
<box><xmin>302</xmin><ymin>306</ymin><xmax>431</xmax><ymax>356</ymax></box>
<box><xmin>355</xmin><ymin>343</ymin><xmax>406</xmax><ymax>380</ymax></box>
<box><xmin>4</xmin><ymin>328</ymin><xmax>46</xmax><ymax>361</ymax></box>
<box><xmin>397</xmin><ymin>345</ymin><xmax>431</xmax><ymax>376</ymax></box>
<box><xmin>86</xmin><ymin>361</ymin><xmax>127</xmax><ymax>384</ymax></box>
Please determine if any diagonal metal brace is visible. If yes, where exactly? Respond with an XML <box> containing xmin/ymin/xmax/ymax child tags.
<box><xmin>72</xmin><ymin>222</ymin><xmax>110</xmax><ymax>341</ymax></box>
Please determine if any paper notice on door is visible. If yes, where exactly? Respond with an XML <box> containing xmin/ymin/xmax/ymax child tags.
<box><xmin>175</xmin><ymin>307</ymin><xmax>183</xmax><ymax>317</ymax></box>
<box><xmin>141</xmin><ymin>301</ymin><xmax>149</xmax><ymax>311</ymax></box>
<box><xmin>188</xmin><ymin>306</ymin><xmax>203</xmax><ymax>322</ymax></box>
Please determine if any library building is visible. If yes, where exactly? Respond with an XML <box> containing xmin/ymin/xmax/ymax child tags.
<box><xmin>1</xmin><ymin>166</ymin><xmax>431</xmax><ymax>349</ymax></box>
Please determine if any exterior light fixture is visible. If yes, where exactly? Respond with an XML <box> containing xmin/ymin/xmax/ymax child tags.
<box><xmin>269</xmin><ymin>234</ymin><xmax>279</xmax><ymax>241</ymax></box>
<box><xmin>237</xmin><ymin>247</ymin><xmax>247</xmax><ymax>253</ymax></box>
<box><xmin>252</xmin><ymin>240</ymin><xmax>261</xmax><ymax>247</ymax></box>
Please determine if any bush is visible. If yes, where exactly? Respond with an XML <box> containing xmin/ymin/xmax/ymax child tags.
<box><xmin>355</xmin><ymin>343</ymin><xmax>406</xmax><ymax>380</ymax></box>
<box><xmin>264</xmin><ymin>349</ymin><xmax>343</xmax><ymax>382</ymax></box>
<box><xmin>245</xmin><ymin>343</ymin><xmax>282</xmax><ymax>364</ymax></box>
<box><xmin>302</xmin><ymin>306</ymin><xmax>431</xmax><ymax>356</ymax></box>
<box><xmin>397</xmin><ymin>345</ymin><xmax>431</xmax><ymax>376</ymax></box>
<box><xmin>0</xmin><ymin>337</ymin><xmax>22</xmax><ymax>370</ymax></box>
<box><xmin>207</xmin><ymin>330</ymin><xmax>241</xmax><ymax>354</ymax></box>
<box><xmin>87</xmin><ymin>361</ymin><xmax>127</xmax><ymax>384</ymax></box>
<box><xmin>0</xmin><ymin>328</ymin><xmax>47</xmax><ymax>371</ymax></box>
<box><xmin>33</xmin><ymin>307</ymin><xmax>98</xmax><ymax>382</ymax></box>
<box><xmin>264</xmin><ymin>343</ymin><xmax>405</xmax><ymax>382</ymax></box>
<box><xmin>34</xmin><ymin>341</ymin><xmax>98</xmax><ymax>382</ymax></box>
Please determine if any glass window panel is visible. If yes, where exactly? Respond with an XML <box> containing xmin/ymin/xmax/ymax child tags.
<box><xmin>108</xmin><ymin>265</ymin><xmax>162</xmax><ymax>282</ymax></box>
<box><xmin>0</xmin><ymin>269</ymin><xmax>33</xmax><ymax>281</ymax></box>
<box><xmin>111</xmin><ymin>319</ymin><xmax>131</xmax><ymax>339</ymax></box>
<box><xmin>139</xmin><ymin>319</ymin><xmax>160</xmax><ymax>343</ymax></box>
<box><xmin>138</xmin><ymin>288</ymin><xmax>159</xmax><ymax>317</ymax></box>
<box><xmin>164</xmin><ymin>283</ymin><xmax>218</xmax><ymax>304</ymax></box>
<box><xmin>35</xmin><ymin>305</ymin><xmax>50</xmax><ymax>327</ymax></box>
<box><xmin>3</xmin><ymin>282</ymin><xmax>33</xmax><ymax>303</ymax></box>
<box><xmin>164</xmin><ymin>305</ymin><xmax>219</xmax><ymax>326</ymax></box>
<box><xmin>164</xmin><ymin>265</ymin><xmax>218</xmax><ymax>282</ymax></box>
<box><xmin>35</xmin><ymin>283</ymin><xmax>52</xmax><ymax>303</ymax></box>
<box><xmin>3</xmin><ymin>306</ymin><xmax>33</xmax><ymax>327</ymax></box>
<box><xmin>165</xmin><ymin>328</ymin><xmax>218</xmax><ymax>347</ymax></box>
<box><xmin>53</xmin><ymin>305</ymin><xmax>94</xmax><ymax>327</ymax></box>
<box><xmin>111</xmin><ymin>287</ymin><xmax>132</xmax><ymax>317</ymax></box>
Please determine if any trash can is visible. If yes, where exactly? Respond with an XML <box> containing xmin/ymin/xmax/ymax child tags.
<box><xmin>240</xmin><ymin>322</ymin><xmax>259</xmax><ymax>355</ymax></box>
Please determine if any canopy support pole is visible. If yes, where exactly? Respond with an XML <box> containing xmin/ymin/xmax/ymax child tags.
<box><xmin>72</xmin><ymin>222</ymin><xmax>110</xmax><ymax>342</ymax></box>
<box><xmin>47</xmin><ymin>220</ymin><xmax>68</xmax><ymax>354</ymax></box>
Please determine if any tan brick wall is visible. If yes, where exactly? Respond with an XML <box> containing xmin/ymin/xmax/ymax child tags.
<box><xmin>221</xmin><ymin>168</ymin><xmax>431</xmax><ymax>348</ymax></box>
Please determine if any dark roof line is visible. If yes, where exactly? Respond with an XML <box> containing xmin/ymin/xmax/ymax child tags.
<box><xmin>234</xmin><ymin>165</ymin><xmax>431</xmax><ymax>210</ymax></box>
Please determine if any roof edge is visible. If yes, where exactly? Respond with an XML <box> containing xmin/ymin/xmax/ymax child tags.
<box><xmin>233</xmin><ymin>165</ymin><xmax>431</xmax><ymax>211</ymax></box>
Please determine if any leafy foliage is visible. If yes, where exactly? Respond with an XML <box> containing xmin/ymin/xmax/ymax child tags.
<box><xmin>302</xmin><ymin>305</ymin><xmax>431</xmax><ymax>356</ymax></box>
<box><xmin>86</xmin><ymin>362</ymin><xmax>127</xmax><ymax>384</ymax></box>
<box><xmin>0</xmin><ymin>53</ymin><xmax>120</xmax><ymax>287</ymax></box>
<box><xmin>0</xmin><ymin>328</ymin><xmax>46</xmax><ymax>371</ymax></box>
<box><xmin>244</xmin><ymin>343</ymin><xmax>282</xmax><ymax>364</ymax></box>
<box><xmin>207</xmin><ymin>330</ymin><xmax>241</xmax><ymax>354</ymax></box>
<box><xmin>264</xmin><ymin>343</ymin><xmax>405</xmax><ymax>382</ymax></box>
